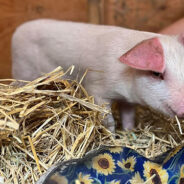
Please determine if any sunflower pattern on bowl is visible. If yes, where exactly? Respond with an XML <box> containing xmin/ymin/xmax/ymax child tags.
<box><xmin>36</xmin><ymin>145</ymin><xmax>184</xmax><ymax>184</ymax></box>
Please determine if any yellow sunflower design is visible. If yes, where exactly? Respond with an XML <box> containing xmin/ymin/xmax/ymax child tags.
<box><xmin>117</xmin><ymin>156</ymin><xmax>136</xmax><ymax>172</ymax></box>
<box><xmin>49</xmin><ymin>174</ymin><xmax>68</xmax><ymax>184</ymax></box>
<box><xmin>143</xmin><ymin>161</ymin><xmax>168</xmax><ymax>184</ymax></box>
<box><xmin>178</xmin><ymin>165</ymin><xmax>184</xmax><ymax>184</ymax></box>
<box><xmin>92</xmin><ymin>153</ymin><xmax>116</xmax><ymax>176</ymax></box>
<box><xmin>75</xmin><ymin>172</ymin><xmax>93</xmax><ymax>184</ymax></box>
<box><xmin>129</xmin><ymin>172</ymin><xmax>144</xmax><ymax>184</ymax></box>
<box><xmin>109</xmin><ymin>147</ymin><xmax>123</xmax><ymax>154</ymax></box>
<box><xmin>109</xmin><ymin>180</ymin><xmax>121</xmax><ymax>184</ymax></box>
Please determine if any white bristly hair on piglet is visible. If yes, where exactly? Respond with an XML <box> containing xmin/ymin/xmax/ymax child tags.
<box><xmin>11</xmin><ymin>19</ymin><xmax>184</xmax><ymax>131</ymax></box>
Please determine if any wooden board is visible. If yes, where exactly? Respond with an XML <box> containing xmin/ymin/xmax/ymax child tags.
<box><xmin>0</xmin><ymin>0</ymin><xmax>87</xmax><ymax>79</ymax></box>
<box><xmin>104</xmin><ymin>0</ymin><xmax>184</xmax><ymax>32</ymax></box>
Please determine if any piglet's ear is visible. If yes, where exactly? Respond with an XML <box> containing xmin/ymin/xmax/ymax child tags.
<box><xmin>178</xmin><ymin>33</ymin><xmax>184</xmax><ymax>45</ymax></box>
<box><xmin>119</xmin><ymin>37</ymin><xmax>165</xmax><ymax>73</ymax></box>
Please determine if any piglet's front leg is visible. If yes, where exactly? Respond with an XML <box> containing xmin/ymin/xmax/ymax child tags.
<box><xmin>101</xmin><ymin>101</ymin><xmax>135</xmax><ymax>132</ymax></box>
<box><xmin>95</xmin><ymin>97</ymin><xmax>115</xmax><ymax>133</ymax></box>
<box><xmin>119</xmin><ymin>101</ymin><xmax>135</xmax><ymax>130</ymax></box>
<box><xmin>104</xmin><ymin>111</ymin><xmax>116</xmax><ymax>133</ymax></box>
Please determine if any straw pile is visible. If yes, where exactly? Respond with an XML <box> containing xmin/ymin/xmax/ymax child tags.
<box><xmin>0</xmin><ymin>66</ymin><xmax>183</xmax><ymax>183</ymax></box>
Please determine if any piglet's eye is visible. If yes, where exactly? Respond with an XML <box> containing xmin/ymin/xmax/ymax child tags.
<box><xmin>151</xmin><ymin>71</ymin><xmax>164</xmax><ymax>80</ymax></box>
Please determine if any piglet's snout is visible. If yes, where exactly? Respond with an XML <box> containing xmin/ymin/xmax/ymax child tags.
<box><xmin>170</xmin><ymin>87</ymin><xmax>184</xmax><ymax>118</ymax></box>
<box><xmin>176</xmin><ymin>113</ymin><xmax>184</xmax><ymax>118</ymax></box>
<box><xmin>173</xmin><ymin>102</ymin><xmax>184</xmax><ymax>118</ymax></box>
<box><xmin>176</xmin><ymin>108</ymin><xmax>184</xmax><ymax>118</ymax></box>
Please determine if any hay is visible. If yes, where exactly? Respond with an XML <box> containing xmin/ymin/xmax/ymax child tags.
<box><xmin>0</xmin><ymin>66</ymin><xmax>183</xmax><ymax>183</ymax></box>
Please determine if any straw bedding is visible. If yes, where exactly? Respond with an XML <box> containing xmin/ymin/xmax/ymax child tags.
<box><xmin>0</xmin><ymin>66</ymin><xmax>183</xmax><ymax>183</ymax></box>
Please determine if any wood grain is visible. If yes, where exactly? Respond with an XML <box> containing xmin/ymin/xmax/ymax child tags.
<box><xmin>105</xmin><ymin>0</ymin><xmax>184</xmax><ymax>32</ymax></box>
<box><xmin>88</xmin><ymin>0</ymin><xmax>101</xmax><ymax>24</ymax></box>
<box><xmin>0</xmin><ymin>0</ymin><xmax>87</xmax><ymax>79</ymax></box>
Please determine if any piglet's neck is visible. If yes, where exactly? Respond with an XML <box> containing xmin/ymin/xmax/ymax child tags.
<box><xmin>108</xmin><ymin>64</ymin><xmax>136</xmax><ymax>103</ymax></box>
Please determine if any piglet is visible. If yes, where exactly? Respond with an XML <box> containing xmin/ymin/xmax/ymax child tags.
<box><xmin>11</xmin><ymin>19</ymin><xmax>184</xmax><ymax>131</ymax></box>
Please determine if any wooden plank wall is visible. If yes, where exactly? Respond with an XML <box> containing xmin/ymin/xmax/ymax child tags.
<box><xmin>104</xmin><ymin>0</ymin><xmax>184</xmax><ymax>32</ymax></box>
<box><xmin>0</xmin><ymin>0</ymin><xmax>87</xmax><ymax>79</ymax></box>
<box><xmin>0</xmin><ymin>0</ymin><xmax>184</xmax><ymax>79</ymax></box>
